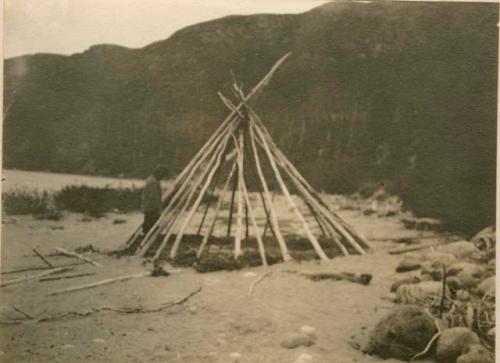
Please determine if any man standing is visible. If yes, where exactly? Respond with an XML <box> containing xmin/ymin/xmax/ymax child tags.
<box><xmin>141</xmin><ymin>166</ymin><xmax>168</xmax><ymax>234</ymax></box>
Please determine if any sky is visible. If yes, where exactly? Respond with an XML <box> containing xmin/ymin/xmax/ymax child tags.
<box><xmin>4</xmin><ymin>0</ymin><xmax>330</xmax><ymax>59</ymax></box>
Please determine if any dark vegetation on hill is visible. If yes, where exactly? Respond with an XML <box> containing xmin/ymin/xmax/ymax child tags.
<box><xmin>3</xmin><ymin>2</ymin><xmax>497</xmax><ymax>234</ymax></box>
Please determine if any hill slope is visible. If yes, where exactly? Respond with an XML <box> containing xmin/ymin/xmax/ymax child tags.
<box><xmin>3</xmin><ymin>1</ymin><xmax>498</xmax><ymax>233</ymax></box>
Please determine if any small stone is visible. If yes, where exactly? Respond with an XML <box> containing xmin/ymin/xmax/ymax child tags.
<box><xmin>439</xmin><ymin>241</ymin><xmax>480</xmax><ymax>259</ymax></box>
<box><xmin>436</xmin><ymin>327</ymin><xmax>481</xmax><ymax>363</ymax></box>
<box><xmin>93</xmin><ymin>338</ymin><xmax>106</xmax><ymax>344</ymax></box>
<box><xmin>243</xmin><ymin>272</ymin><xmax>258</xmax><ymax>278</ymax></box>
<box><xmin>477</xmin><ymin>276</ymin><xmax>495</xmax><ymax>297</ymax></box>
<box><xmin>189</xmin><ymin>306</ymin><xmax>198</xmax><ymax>314</ymax></box>
<box><xmin>300</xmin><ymin>325</ymin><xmax>316</xmax><ymax>339</ymax></box>
<box><xmin>281</xmin><ymin>333</ymin><xmax>315</xmax><ymax>349</ymax></box>
<box><xmin>457</xmin><ymin>270</ymin><xmax>482</xmax><ymax>289</ymax></box>
<box><xmin>381</xmin><ymin>293</ymin><xmax>397</xmax><ymax>303</ymax></box>
<box><xmin>457</xmin><ymin>344</ymin><xmax>494</xmax><ymax>363</ymax></box>
<box><xmin>390</xmin><ymin>275</ymin><xmax>421</xmax><ymax>292</ymax></box>
<box><xmin>229</xmin><ymin>352</ymin><xmax>241</xmax><ymax>362</ymax></box>
<box><xmin>456</xmin><ymin>290</ymin><xmax>470</xmax><ymax>302</ymax></box>
<box><xmin>396</xmin><ymin>254</ymin><xmax>421</xmax><ymax>272</ymax></box>
<box><xmin>61</xmin><ymin>344</ymin><xmax>75</xmax><ymax>350</ymax></box>
<box><xmin>422</xmin><ymin>251</ymin><xmax>457</xmax><ymax>266</ymax></box>
<box><xmin>294</xmin><ymin>352</ymin><xmax>313</xmax><ymax>363</ymax></box>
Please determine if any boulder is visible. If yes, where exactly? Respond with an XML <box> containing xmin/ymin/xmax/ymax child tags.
<box><xmin>446</xmin><ymin>276</ymin><xmax>462</xmax><ymax>291</ymax></box>
<box><xmin>477</xmin><ymin>276</ymin><xmax>495</xmax><ymax>297</ymax></box>
<box><xmin>390</xmin><ymin>275</ymin><xmax>421</xmax><ymax>292</ymax></box>
<box><xmin>422</xmin><ymin>251</ymin><xmax>457</xmax><ymax>266</ymax></box>
<box><xmin>439</xmin><ymin>241</ymin><xmax>480</xmax><ymax>259</ymax></box>
<box><xmin>363</xmin><ymin>305</ymin><xmax>437</xmax><ymax>361</ymax></box>
<box><xmin>448</xmin><ymin>262</ymin><xmax>485</xmax><ymax>278</ymax></box>
<box><xmin>396</xmin><ymin>254</ymin><xmax>422</xmax><ymax>272</ymax></box>
<box><xmin>293</xmin><ymin>353</ymin><xmax>313</xmax><ymax>363</ymax></box>
<box><xmin>457</xmin><ymin>344</ymin><xmax>494</xmax><ymax>363</ymax></box>
<box><xmin>421</xmin><ymin>261</ymin><xmax>445</xmax><ymax>281</ymax></box>
<box><xmin>396</xmin><ymin>281</ymin><xmax>448</xmax><ymax>305</ymax></box>
<box><xmin>455</xmin><ymin>290</ymin><xmax>470</xmax><ymax>302</ymax></box>
<box><xmin>436</xmin><ymin>328</ymin><xmax>480</xmax><ymax>363</ymax></box>
<box><xmin>280</xmin><ymin>333</ymin><xmax>315</xmax><ymax>349</ymax></box>
<box><xmin>471</xmin><ymin>226</ymin><xmax>496</xmax><ymax>251</ymax></box>
<box><xmin>456</xmin><ymin>270</ymin><xmax>482</xmax><ymax>289</ymax></box>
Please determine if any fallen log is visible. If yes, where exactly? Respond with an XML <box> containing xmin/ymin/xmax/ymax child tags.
<box><xmin>55</xmin><ymin>247</ymin><xmax>101</xmax><ymax>267</ymax></box>
<box><xmin>1</xmin><ymin>267</ymin><xmax>74</xmax><ymax>287</ymax></box>
<box><xmin>1</xmin><ymin>261</ymin><xmax>86</xmax><ymax>276</ymax></box>
<box><xmin>1</xmin><ymin>285</ymin><xmax>202</xmax><ymax>324</ymax></box>
<box><xmin>45</xmin><ymin>272</ymin><xmax>149</xmax><ymax>297</ymax></box>
<box><xmin>387</xmin><ymin>238</ymin><xmax>462</xmax><ymax>255</ymax></box>
<box><xmin>40</xmin><ymin>272</ymin><xmax>96</xmax><ymax>282</ymax></box>
<box><xmin>299</xmin><ymin>271</ymin><xmax>372</xmax><ymax>285</ymax></box>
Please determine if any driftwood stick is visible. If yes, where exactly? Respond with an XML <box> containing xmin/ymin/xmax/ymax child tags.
<box><xmin>40</xmin><ymin>272</ymin><xmax>96</xmax><ymax>282</ymax></box>
<box><xmin>2</xmin><ymin>285</ymin><xmax>202</xmax><ymax>325</ymax></box>
<box><xmin>45</xmin><ymin>272</ymin><xmax>150</xmax><ymax>297</ymax></box>
<box><xmin>1</xmin><ymin>261</ymin><xmax>86</xmax><ymax>276</ymax></box>
<box><xmin>248</xmin><ymin>271</ymin><xmax>272</xmax><ymax>297</ymax></box>
<box><xmin>197</xmin><ymin>160</ymin><xmax>237</xmax><ymax>258</ymax></box>
<box><xmin>32</xmin><ymin>249</ymin><xmax>53</xmax><ymax>268</ymax></box>
<box><xmin>387</xmin><ymin>239</ymin><xmax>459</xmax><ymax>255</ymax></box>
<box><xmin>12</xmin><ymin>306</ymin><xmax>34</xmax><ymax>320</ymax></box>
<box><xmin>410</xmin><ymin>319</ymin><xmax>442</xmax><ymax>361</ymax></box>
<box><xmin>1</xmin><ymin>267</ymin><xmax>74</xmax><ymax>287</ymax></box>
<box><xmin>56</xmin><ymin>248</ymin><xmax>101</xmax><ymax>267</ymax></box>
<box><xmin>299</xmin><ymin>271</ymin><xmax>372</xmax><ymax>285</ymax></box>
<box><xmin>252</xmin><ymin>121</ymin><xmax>329</xmax><ymax>261</ymax></box>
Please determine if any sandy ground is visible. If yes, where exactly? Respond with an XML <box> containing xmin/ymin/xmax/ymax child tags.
<box><xmin>0</xmin><ymin>206</ymin><xmax>452</xmax><ymax>363</ymax></box>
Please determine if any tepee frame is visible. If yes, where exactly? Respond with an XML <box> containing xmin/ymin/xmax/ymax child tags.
<box><xmin>122</xmin><ymin>52</ymin><xmax>370</xmax><ymax>265</ymax></box>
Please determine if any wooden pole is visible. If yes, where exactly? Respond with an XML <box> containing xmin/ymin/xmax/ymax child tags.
<box><xmin>226</xmin><ymin>167</ymin><xmax>238</xmax><ymax>237</ymax></box>
<box><xmin>196</xmin><ymin>184</ymin><xmax>217</xmax><ymax>236</ymax></box>
<box><xmin>138</xmin><ymin>123</ymin><xmax>234</xmax><ymax>252</ymax></box>
<box><xmin>248</xmin><ymin>124</ymin><xmax>291</xmax><ymax>262</ymax></box>
<box><xmin>233</xmin><ymin>134</ymin><xmax>268</xmax><ymax>266</ymax></box>
<box><xmin>168</xmin><ymin>128</ymin><xmax>234</xmax><ymax>260</ymax></box>
<box><xmin>140</xmin><ymin>128</ymin><xmax>233</xmax><ymax>257</ymax></box>
<box><xmin>127</xmin><ymin>52</ymin><xmax>291</xmax><ymax>248</ymax></box>
<box><xmin>251</xmin><ymin>120</ymin><xmax>330</xmax><ymax>261</ymax></box>
<box><xmin>197</xmin><ymin>160</ymin><xmax>237</xmax><ymax>258</ymax></box>
<box><xmin>251</xmin><ymin>110</ymin><xmax>370</xmax><ymax>250</ymax></box>
<box><xmin>234</xmin><ymin>130</ymin><xmax>245</xmax><ymax>259</ymax></box>
<box><xmin>250</xmin><ymin>111</ymin><xmax>368</xmax><ymax>254</ymax></box>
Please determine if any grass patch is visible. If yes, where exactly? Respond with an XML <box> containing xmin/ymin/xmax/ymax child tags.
<box><xmin>3</xmin><ymin>185</ymin><xmax>142</xmax><ymax>217</ymax></box>
<box><xmin>54</xmin><ymin>185</ymin><xmax>142</xmax><ymax>217</ymax></box>
<box><xmin>2</xmin><ymin>190</ymin><xmax>51</xmax><ymax>215</ymax></box>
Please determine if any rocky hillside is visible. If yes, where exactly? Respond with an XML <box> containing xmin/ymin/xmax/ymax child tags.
<box><xmin>3</xmin><ymin>1</ymin><xmax>497</xmax><ymax>233</ymax></box>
